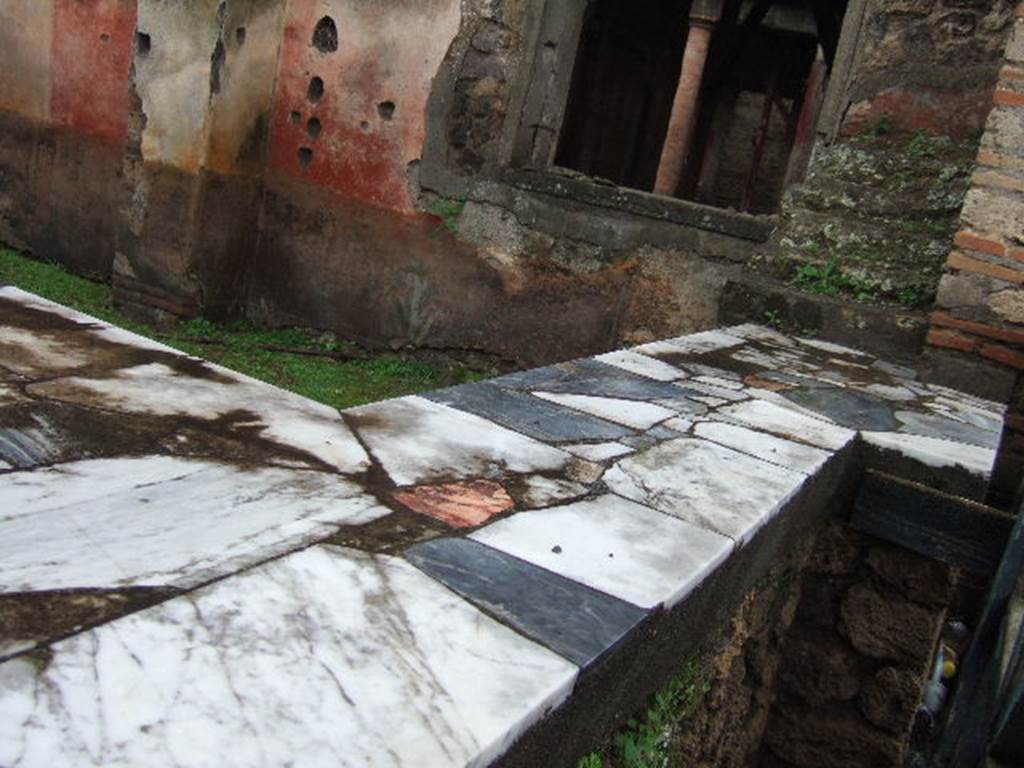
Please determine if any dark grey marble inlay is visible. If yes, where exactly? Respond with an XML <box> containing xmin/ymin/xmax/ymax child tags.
<box><xmin>406</xmin><ymin>537</ymin><xmax>648</xmax><ymax>667</ymax></box>
<box><xmin>426</xmin><ymin>382</ymin><xmax>633</xmax><ymax>443</ymax></box>
<box><xmin>895</xmin><ymin>410</ymin><xmax>1001</xmax><ymax>449</ymax></box>
<box><xmin>783</xmin><ymin>386</ymin><xmax>898</xmax><ymax>431</ymax></box>
<box><xmin>495</xmin><ymin>359</ymin><xmax>687</xmax><ymax>401</ymax></box>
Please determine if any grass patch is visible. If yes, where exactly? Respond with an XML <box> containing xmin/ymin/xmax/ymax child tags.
<box><xmin>792</xmin><ymin>259</ymin><xmax>881</xmax><ymax>302</ymax></box>
<box><xmin>426</xmin><ymin>195</ymin><xmax>466</xmax><ymax>233</ymax></box>
<box><xmin>0</xmin><ymin>249</ymin><xmax>487</xmax><ymax>409</ymax></box>
<box><xmin>577</xmin><ymin>656</ymin><xmax>710</xmax><ymax>768</ymax></box>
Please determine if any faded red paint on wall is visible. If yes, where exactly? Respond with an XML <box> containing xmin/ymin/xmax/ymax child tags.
<box><xmin>268</xmin><ymin>0</ymin><xmax>459</xmax><ymax>214</ymax></box>
<box><xmin>52</xmin><ymin>0</ymin><xmax>136</xmax><ymax>145</ymax></box>
<box><xmin>842</xmin><ymin>86</ymin><xmax>995</xmax><ymax>139</ymax></box>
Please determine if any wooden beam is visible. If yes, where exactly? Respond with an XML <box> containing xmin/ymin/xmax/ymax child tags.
<box><xmin>852</xmin><ymin>470</ymin><xmax>1015</xmax><ymax>574</ymax></box>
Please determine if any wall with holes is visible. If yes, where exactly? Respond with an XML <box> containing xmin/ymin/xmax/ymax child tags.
<box><xmin>267</xmin><ymin>0</ymin><xmax>461</xmax><ymax>213</ymax></box>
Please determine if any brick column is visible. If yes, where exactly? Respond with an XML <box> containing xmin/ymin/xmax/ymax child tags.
<box><xmin>653</xmin><ymin>0</ymin><xmax>724</xmax><ymax>197</ymax></box>
<box><xmin>925</xmin><ymin>4</ymin><xmax>1024</xmax><ymax>505</ymax></box>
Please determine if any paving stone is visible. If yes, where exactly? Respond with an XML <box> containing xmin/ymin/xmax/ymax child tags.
<box><xmin>406</xmin><ymin>537</ymin><xmax>648</xmax><ymax>666</ymax></box>
<box><xmin>782</xmin><ymin>387</ymin><xmax>898</xmax><ymax>431</ymax></box>
<box><xmin>861</xmin><ymin>431</ymin><xmax>996</xmax><ymax>476</ymax></box>
<box><xmin>716</xmin><ymin>399</ymin><xmax>857</xmax><ymax>450</ymax></box>
<box><xmin>425</xmin><ymin>382</ymin><xmax>633</xmax><ymax>443</ymax></box>
<box><xmin>393</xmin><ymin>480</ymin><xmax>514</xmax><ymax>528</ymax></box>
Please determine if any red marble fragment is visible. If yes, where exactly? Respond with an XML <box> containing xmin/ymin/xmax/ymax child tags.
<box><xmin>394</xmin><ymin>480</ymin><xmax>515</xmax><ymax>529</ymax></box>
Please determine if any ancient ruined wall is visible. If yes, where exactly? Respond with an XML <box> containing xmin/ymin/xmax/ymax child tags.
<box><xmin>841</xmin><ymin>0</ymin><xmax>1014</xmax><ymax>138</ymax></box>
<box><xmin>265</xmin><ymin>0</ymin><xmax>461</xmax><ymax>212</ymax></box>
<box><xmin>761</xmin><ymin>521</ymin><xmax>955</xmax><ymax>768</ymax></box>
<box><xmin>923</xmin><ymin>3</ymin><xmax>1024</xmax><ymax>507</ymax></box>
<box><xmin>244</xmin><ymin>0</ymin><xmax>645</xmax><ymax>365</ymax></box>
<box><xmin>115</xmin><ymin>0</ymin><xmax>287</xmax><ymax>320</ymax></box>
<box><xmin>0</xmin><ymin>0</ymin><xmax>135</xmax><ymax>278</ymax></box>
<box><xmin>0</xmin><ymin>0</ymin><xmax>1019</xmax><ymax>369</ymax></box>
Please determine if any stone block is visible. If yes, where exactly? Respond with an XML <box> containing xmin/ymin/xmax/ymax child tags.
<box><xmin>779</xmin><ymin>635</ymin><xmax>864</xmax><ymax>706</ymax></box>
<box><xmin>839</xmin><ymin>584</ymin><xmax>942</xmax><ymax>662</ymax></box>
<box><xmin>960</xmin><ymin>187</ymin><xmax>1024</xmax><ymax>244</ymax></box>
<box><xmin>858</xmin><ymin>666</ymin><xmax>925</xmax><ymax>735</ymax></box>
<box><xmin>990</xmin><ymin>288</ymin><xmax>1024</xmax><ymax>322</ymax></box>
<box><xmin>935</xmin><ymin>271</ymin><xmax>1004</xmax><ymax>311</ymax></box>
<box><xmin>865</xmin><ymin>546</ymin><xmax>956</xmax><ymax>606</ymax></box>
<box><xmin>765</xmin><ymin>705</ymin><xmax>904</xmax><ymax>768</ymax></box>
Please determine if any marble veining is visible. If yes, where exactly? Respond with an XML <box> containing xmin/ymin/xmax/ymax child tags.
<box><xmin>603</xmin><ymin>438</ymin><xmax>808</xmax><ymax>544</ymax></box>
<box><xmin>28</xmin><ymin>363</ymin><xmax>370</xmax><ymax>474</ymax></box>
<box><xmin>0</xmin><ymin>456</ymin><xmax>387</xmax><ymax>592</ymax></box>
<box><xmin>861</xmin><ymin>431</ymin><xmax>996</xmax><ymax>475</ymax></box>
<box><xmin>0</xmin><ymin>546</ymin><xmax>578</xmax><ymax>768</ymax></box>
<box><xmin>348</xmin><ymin>396</ymin><xmax>571</xmax><ymax>487</ymax></box>
<box><xmin>714</xmin><ymin>399</ymin><xmax>857</xmax><ymax>451</ymax></box>
<box><xmin>532</xmin><ymin>392</ymin><xmax>676</xmax><ymax>430</ymax></box>
<box><xmin>470</xmin><ymin>495</ymin><xmax>733</xmax><ymax>609</ymax></box>
<box><xmin>407</xmin><ymin>537</ymin><xmax>648</xmax><ymax>666</ymax></box>
<box><xmin>692</xmin><ymin>421</ymin><xmax>832</xmax><ymax>475</ymax></box>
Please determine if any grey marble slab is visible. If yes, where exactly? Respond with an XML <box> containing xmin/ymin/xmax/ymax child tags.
<box><xmin>895</xmin><ymin>410</ymin><xmax>1001</xmax><ymax>450</ymax></box>
<box><xmin>426</xmin><ymin>382</ymin><xmax>634</xmax><ymax>443</ymax></box>
<box><xmin>782</xmin><ymin>386</ymin><xmax>898</xmax><ymax>431</ymax></box>
<box><xmin>407</xmin><ymin>537</ymin><xmax>648</xmax><ymax>666</ymax></box>
<box><xmin>494</xmin><ymin>359</ymin><xmax>688</xmax><ymax>401</ymax></box>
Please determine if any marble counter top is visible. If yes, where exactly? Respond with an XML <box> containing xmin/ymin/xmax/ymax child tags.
<box><xmin>0</xmin><ymin>286</ymin><xmax>1005</xmax><ymax>767</ymax></box>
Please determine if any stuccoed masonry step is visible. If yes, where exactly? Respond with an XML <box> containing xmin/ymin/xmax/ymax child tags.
<box><xmin>719</xmin><ymin>274</ymin><xmax>930</xmax><ymax>364</ymax></box>
<box><xmin>0</xmin><ymin>286</ymin><xmax>1005</xmax><ymax>768</ymax></box>
<box><xmin>786</xmin><ymin>177</ymin><xmax>965</xmax><ymax>221</ymax></box>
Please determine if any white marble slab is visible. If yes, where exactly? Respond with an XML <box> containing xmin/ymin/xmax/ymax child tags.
<box><xmin>720</xmin><ymin>324</ymin><xmax>797</xmax><ymax>346</ymax></box>
<box><xmin>28</xmin><ymin>363</ymin><xmax>370</xmax><ymax>474</ymax></box>
<box><xmin>635</xmin><ymin>330</ymin><xmax>745</xmax><ymax>357</ymax></box>
<box><xmin>471</xmin><ymin>495</ymin><xmax>732</xmax><ymax>609</ymax></box>
<box><xmin>603</xmin><ymin>438</ymin><xmax>808</xmax><ymax>544</ymax></box>
<box><xmin>794</xmin><ymin>337</ymin><xmax>872</xmax><ymax>358</ymax></box>
<box><xmin>594</xmin><ymin>350</ymin><xmax>686</xmax><ymax>381</ymax></box>
<box><xmin>0</xmin><ymin>546</ymin><xmax>578</xmax><ymax>768</ymax></box>
<box><xmin>693</xmin><ymin>421</ymin><xmax>831</xmax><ymax>475</ymax></box>
<box><xmin>563</xmin><ymin>442</ymin><xmax>635</xmax><ymax>462</ymax></box>
<box><xmin>861</xmin><ymin>431</ymin><xmax>996</xmax><ymax>476</ymax></box>
<box><xmin>532</xmin><ymin>392</ymin><xmax>676</xmax><ymax>430</ymax></box>
<box><xmin>0</xmin><ymin>456</ymin><xmax>387</xmax><ymax>592</ymax></box>
<box><xmin>0</xmin><ymin>326</ymin><xmax>93</xmax><ymax>377</ymax></box>
<box><xmin>714</xmin><ymin>399</ymin><xmax>856</xmax><ymax>451</ymax></box>
<box><xmin>512</xmin><ymin>475</ymin><xmax>590</xmax><ymax>508</ymax></box>
<box><xmin>348</xmin><ymin>396</ymin><xmax>571</xmax><ymax>487</ymax></box>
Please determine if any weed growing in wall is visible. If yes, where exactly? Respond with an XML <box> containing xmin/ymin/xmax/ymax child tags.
<box><xmin>577</xmin><ymin>656</ymin><xmax>710</xmax><ymax>768</ymax></box>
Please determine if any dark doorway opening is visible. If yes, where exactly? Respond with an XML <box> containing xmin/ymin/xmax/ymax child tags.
<box><xmin>555</xmin><ymin>0</ymin><xmax>850</xmax><ymax>214</ymax></box>
<box><xmin>555</xmin><ymin>0</ymin><xmax>692</xmax><ymax>192</ymax></box>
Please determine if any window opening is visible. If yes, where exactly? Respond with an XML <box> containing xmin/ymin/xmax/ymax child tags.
<box><xmin>554</xmin><ymin>0</ymin><xmax>849</xmax><ymax>214</ymax></box>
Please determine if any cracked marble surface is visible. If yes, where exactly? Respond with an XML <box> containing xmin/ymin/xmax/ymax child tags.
<box><xmin>0</xmin><ymin>546</ymin><xmax>578</xmax><ymax>768</ymax></box>
<box><xmin>0</xmin><ymin>289</ymin><xmax>1007</xmax><ymax>768</ymax></box>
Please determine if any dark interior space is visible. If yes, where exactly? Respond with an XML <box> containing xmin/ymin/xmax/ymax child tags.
<box><xmin>555</xmin><ymin>0</ymin><xmax>692</xmax><ymax>191</ymax></box>
<box><xmin>556</xmin><ymin>0</ymin><xmax>850</xmax><ymax>214</ymax></box>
